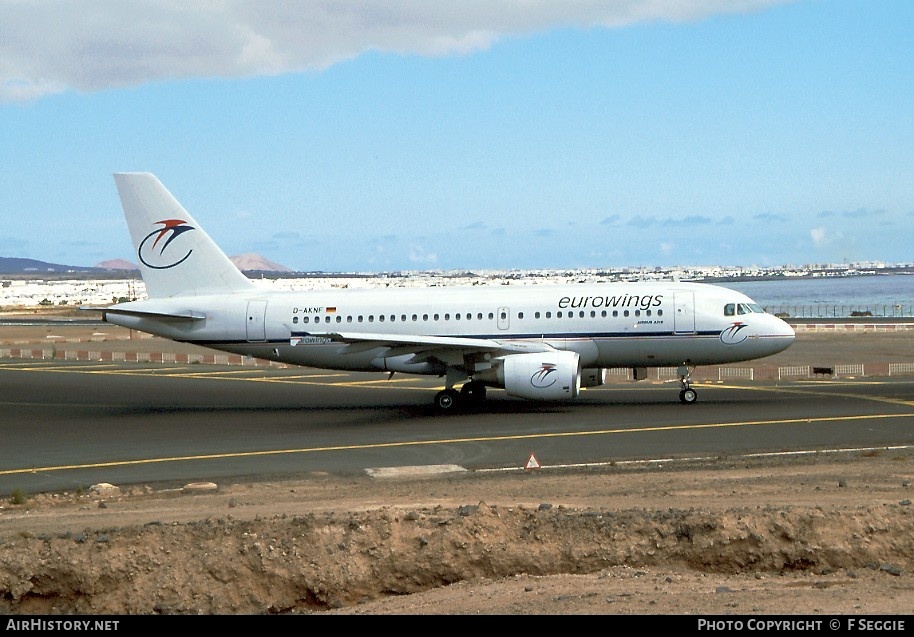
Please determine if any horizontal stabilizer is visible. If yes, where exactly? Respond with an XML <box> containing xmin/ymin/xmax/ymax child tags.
<box><xmin>81</xmin><ymin>305</ymin><xmax>205</xmax><ymax>321</ymax></box>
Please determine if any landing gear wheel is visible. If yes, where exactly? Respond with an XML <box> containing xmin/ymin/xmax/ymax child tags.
<box><xmin>677</xmin><ymin>364</ymin><xmax>697</xmax><ymax>405</ymax></box>
<box><xmin>679</xmin><ymin>388</ymin><xmax>698</xmax><ymax>404</ymax></box>
<box><xmin>460</xmin><ymin>381</ymin><xmax>487</xmax><ymax>404</ymax></box>
<box><xmin>434</xmin><ymin>389</ymin><xmax>460</xmax><ymax>411</ymax></box>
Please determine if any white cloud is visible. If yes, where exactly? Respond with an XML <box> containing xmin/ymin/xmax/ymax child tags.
<box><xmin>811</xmin><ymin>227</ymin><xmax>846</xmax><ymax>248</ymax></box>
<box><xmin>408</xmin><ymin>244</ymin><xmax>437</xmax><ymax>264</ymax></box>
<box><xmin>0</xmin><ymin>0</ymin><xmax>793</xmax><ymax>101</ymax></box>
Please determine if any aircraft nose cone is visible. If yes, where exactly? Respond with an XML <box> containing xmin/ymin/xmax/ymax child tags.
<box><xmin>768</xmin><ymin>316</ymin><xmax>796</xmax><ymax>352</ymax></box>
<box><xmin>777</xmin><ymin>317</ymin><xmax>796</xmax><ymax>338</ymax></box>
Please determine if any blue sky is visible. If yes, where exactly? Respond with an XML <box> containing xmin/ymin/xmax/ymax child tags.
<box><xmin>1</xmin><ymin>0</ymin><xmax>912</xmax><ymax>273</ymax></box>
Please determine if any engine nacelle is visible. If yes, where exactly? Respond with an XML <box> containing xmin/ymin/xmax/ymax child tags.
<box><xmin>499</xmin><ymin>350</ymin><xmax>581</xmax><ymax>401</ymax></box>
<box><xmin>580</xmin><ymin>367</ymin><xmax>607</xmax><ymax>387</ymax></box>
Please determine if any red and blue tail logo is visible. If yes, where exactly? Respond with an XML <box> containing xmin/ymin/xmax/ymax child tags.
<box><xmin>138</xmin><ymin>219</ymin><xmax>196</xmax><ymax>269</ymax></box>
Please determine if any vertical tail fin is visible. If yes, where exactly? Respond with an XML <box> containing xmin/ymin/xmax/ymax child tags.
<box><xmin>114</xmin><ymin>173</ymin><xmax>252</xmax><ymax>298</ymax></box>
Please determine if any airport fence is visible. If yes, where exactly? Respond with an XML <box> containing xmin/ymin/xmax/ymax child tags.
<box><xmin>766</xmin><ymin>303</ymin><xmax>914</xmax><ymax>318</ymax></box>
<box><xmin>1</xmin><ymin>345</ymin><xmax>912</xmax><ymax>381</ymax></box>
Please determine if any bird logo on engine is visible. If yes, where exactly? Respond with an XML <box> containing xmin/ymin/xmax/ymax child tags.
<box><xmin>530</xmin><ymin>362</ymin><xmax>559</xmax><ymax>388</ymax></box>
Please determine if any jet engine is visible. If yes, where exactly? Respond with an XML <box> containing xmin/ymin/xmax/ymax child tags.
<box><xmin>498</xmin><ymin>350</ymin><xmax>581</xmax><ymax>401</ymax></box>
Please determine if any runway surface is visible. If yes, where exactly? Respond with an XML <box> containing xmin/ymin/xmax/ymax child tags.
<box><xmin>2</xmin><ymin>358</ymin><xmax>914</xmax><ymax>496</ymax></box>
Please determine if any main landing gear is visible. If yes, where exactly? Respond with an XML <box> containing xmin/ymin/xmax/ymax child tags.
<box><xmin>678</xmin><ymin>364</ymin><xmax>697</xmax><ymax>404</ymax></box>
<box><xmin>434</xmin><ymin>380</ymin><xmax>487</xmax><ymax>411</ymax></box>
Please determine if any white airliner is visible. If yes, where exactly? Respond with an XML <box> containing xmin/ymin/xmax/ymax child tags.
<box><xmin>92</xmin><ymin>173</ymin><xmax>795</xmax><ymax>411</ymax></box>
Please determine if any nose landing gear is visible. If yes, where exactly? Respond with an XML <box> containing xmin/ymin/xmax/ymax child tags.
<box><xmin>678</xmin><ymin>365</ymin><xmax>697</xmax><ymax>404</ymax></box>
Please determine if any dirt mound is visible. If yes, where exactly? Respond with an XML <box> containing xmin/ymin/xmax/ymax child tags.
<box><xmin>2</xmin><ymin>452</ymin><xmax>913</xmax><ymax>615</ymax></box>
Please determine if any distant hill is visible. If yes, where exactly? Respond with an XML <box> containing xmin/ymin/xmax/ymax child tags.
<box><xmin>0</xmin><ymin>256</ymin><xmax>106</xmax><ymax>274</ymax></box>
<box><xmin>0</xmin><ymin>254</ymin><xmax>292</xmax><ymax>275</ymax></box>
<box><xmin>94</xmin><ymin>259</ymin><xmax>138</xmax><ymax>270</ymax></box>
<box><xmin>93</xmin><ymin>255</ymin><xmax>293</xmax><ymax>272</ymax></box>
<box><xmin>230</xmin><ymin>253</ymin><xmax>293</xmax><ymax>273</ymax></box>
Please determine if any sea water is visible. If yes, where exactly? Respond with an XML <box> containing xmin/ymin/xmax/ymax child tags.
<box><xmin>723</xmin><ymin>275</ymin><xmax>914</xmax><ymax>318</ymax></box>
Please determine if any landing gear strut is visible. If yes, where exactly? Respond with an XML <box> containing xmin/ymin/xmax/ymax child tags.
<box><xmin>678</xmin><ymin>365</ymin><xmax>697</xmax><ymax>404</ymax></box>
<box><xmin>434</xmin><ymin>368</ymin><xmax>489</xmax><ymax>411</ymax></box>
<box><xmin>434</xmin><ymin>368</ymin><xmax>471</xmax><ymax>412</ymax></box>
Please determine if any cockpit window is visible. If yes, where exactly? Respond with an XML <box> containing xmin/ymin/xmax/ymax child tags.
<box><xmin>725</xmin><ymin>302</ymin><xmax>764</xmax><ymax>316</ymax></box>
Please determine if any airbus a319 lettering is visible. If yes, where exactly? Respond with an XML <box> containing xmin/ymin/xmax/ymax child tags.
<box><xmin>91</xmin><ymin>173</ymin><xmax>795</xmax><ymax>411</ymax></box>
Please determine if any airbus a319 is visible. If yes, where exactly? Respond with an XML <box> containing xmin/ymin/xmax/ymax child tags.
<box><xmin>89</xmin><ymin>173</ymin><xmax>795</xmax><ymax>411</ymax></box>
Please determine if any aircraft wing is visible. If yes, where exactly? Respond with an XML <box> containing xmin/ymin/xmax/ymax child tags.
<box><xmin>295</xmin><ymin>331</ymin><xmax>557</xmax><ymax>358</ymax></box>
